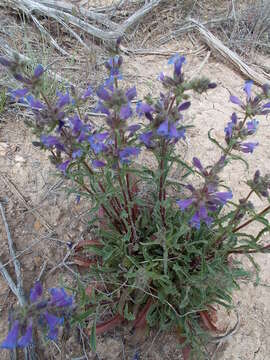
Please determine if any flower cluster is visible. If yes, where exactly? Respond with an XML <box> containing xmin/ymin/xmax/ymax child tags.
<box><xmin>224</xmin><ymin>112</ymin><xmax>259</xmax><ymax>153</ymax></box>
<box><xmin>177</xmin><ymin>157</ymin><xmax>232</xmax><ymax>228</ymax></box>
<box><xmin>0</xmin><ymin>282</ymin><xmax>73</xmax><ymax>349</ymax></box>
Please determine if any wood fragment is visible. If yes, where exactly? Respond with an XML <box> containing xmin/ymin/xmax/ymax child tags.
<box><xmin>189</xmin><ymin>18</ymin><xmax>270</xmax><ymax>86</ymax></box>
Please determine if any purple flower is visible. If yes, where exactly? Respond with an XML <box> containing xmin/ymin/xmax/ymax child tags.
<box><xmin>120</xmin><ymin>103</ymin><xmax>132</xmax><ymax>120</ymax></box>
<box><xmin>178</xmin><ymin>101</ymin><xmax>191</xmax><ymax>111</ymax></box>
<box><xmin>157</xmin><ymin>119</ymin><xmax>169</xmax><ymax>137</ymax></box>
<box><xmin>127</xmin><ymin>124</ymin><xmax>141</xmax><ymax>137</ymax></box>
<box><xmin>81</xmin><ymin>86</ymin><xmax>93</xmax><ymax>100</ymax></box>
<box><xmin>0</xmin><ymin>57</ymin><xmax>11</xmax><ymax>67</ymax></box>
<box><xmin>69</xmin><ymin>115</ymin><xmax>83</xmax><ymax>135</ymax></box>
<box><xmin>96</xmin><ymin>86</ymin><xmax>111</xmax><ymax>101</ymax></box>
<box><xmin>126</xmin><ymin>86</ymin><xmax>137</xmax><ymax>101</ymax></box>
<box><xmin>119</xmin><ymin>147</ymin><xmax>140</xmax><ymax>163</ymax></box>
<box><xmin>168</xmin><ymin>54</ymin><xmax>186</xmax><ymax>76</ymax></box>
<box><xmin>243</xmin><ymin>80</ymin><xmax>253</xmax><ymax>100</ymax></box>
<box><xmin>95</xmin><ymin>101</ymin><xmax>110</xmax><ymax>115</ymax></box>
<box><xmin>193</xmin><ymin>157</ymin><xmax>204</xmax><ymax>172</ymax></box>
<box><xmin>49</xmin><ymin>288</ymin><xmax>73</xmax><ymax>308</ymax></box>
<box><xmin>88</xmin><ymin>132</ymin><xmax>109</xmax><ymax>154</ymax></box>
<box><xmin>17</xmin><ymin>321</ymin><xmax>33</xmax><ymax>347</ymax></box>
<box><xmin>44</xmin><ymin>312</ymin><xmax>63</xmax><ymax>340</ymax></box>
<box><xmin>238</xmin><ymin>142</ymin><xmax>259</xmax><ymax>153</ymax></box>
<box><xmin>72</xmin><ymin>149</ymin><xmax>83</xmax><ymax>159</ymax></box>
<box><xmin>230</xmin><ymin>95</ymin><xmax>243</xmax><ymax>106</ymax></box>
<box><xmin>225</xmin><ymin>113</ymin><xmax>238</xmax><ymax>139</ymax></box>
<box><xmin>158</xmin><ymin>72</ymin><xmax>165</xmax><ymax>81</ymax></box>
<box><xmin>176</xmin><ymin>198</ymin><xmax>195</xmax><ymax>210</ymax></box>
<box><xmin>92</xmin><ymin>160</ymin><xmax>106</xmax><ymax>168</ymax></box>
<box><xmin>28</xmin><ymin>97</ymin><xmax>44</xmax><ymax>110</ymax></box>
<box><xmin>140</xmin><ymin>131</ymin><xmax>154</xmax><ymax>147</ymax></box>
<box><xmin>56</xmin><ymin>91</ymin><xmax>70</xmax><ymax>108</ymax></box>
<box><xmin>30</xmin><ymin>282</ymin><xmax>43</xmax><ymax>303</ymax></box>
<box><xmin>246</xmin><ymin>119</ymin><xmax>259</xmax><ymax>135</ymax></box>
<box><xmin>41</xmin><ymin>135</ymin><xmax>63</xmax><ymax>150</ymax></box>
<box><xmin>34</xmin><ymin>64</ymin><xmax>44</xmax><ymax>78</ymax></box>
<box><xmin>11</xmin><ymin>88</ymin><xmax>29</xmax><ymax>98</ymax></box>
<box><xmin>136</xmin><ymin>102</ymin><xmax>154</xmax><ymax>118</ymax></box>
<box><xmin>0</xmin><ymin>320</ymin><xmax>19</xmax><ymax>349</ymax></box>
<box><xmin>58</xmin><ymin>160</ymin><xmax>70</xmax><ymax>174</ymax></box>
<box><xmin>213</xmin><ymin>191</ymin><xmax>233</xmax><ymax>204</ymax></box>
<box><xmin>262</xmin><ymin>102</ymin><xmax>270</xmax><ymax>109</ymax></box>
<box><xmin>190</xmin><ymin>206</ymin><xmax>213</xmax><ymax>229</ymax></box>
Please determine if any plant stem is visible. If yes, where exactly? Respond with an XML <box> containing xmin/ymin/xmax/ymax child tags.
<box><xmin>232</xmin><ymin>204</ymin><xmax>270</xmax><ymax>233</ymax></box>
<box><xmin>159</xmin><ymin>139</ymin><xmax>166</xmax><ymax>227</ymax></box>
<box><xmin>228</xmin><ymin>243</ymin><xmax>270</xmax><ymax>254</ymax></box>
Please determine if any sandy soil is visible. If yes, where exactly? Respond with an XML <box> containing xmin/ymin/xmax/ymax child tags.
<box><xmin>0</xmin><ymin>11</ymin><xmax>270</xmax><ymax>360</ymax></box>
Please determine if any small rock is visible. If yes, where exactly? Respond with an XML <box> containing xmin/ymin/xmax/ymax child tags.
<box><xmin>14</xmin><ymin>155</ymin><xmax>26</xmax><ymax>163</ymax></box>
<box><xmin>0</xmin><ymin>142</ymin><xmax>8</xmax><ymax>156</ymax></box>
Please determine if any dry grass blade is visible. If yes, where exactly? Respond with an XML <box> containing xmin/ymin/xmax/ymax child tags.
<box><xmin>29</xmin><ymin>13</ymin><xmax>70</xmax><ymax>56</ymax></box>
<box><xmin>190</xmin><ymin>18</ymin><xmax>270</xmax><ymax>86</ymax></box>
<box><xmin>0</xmin><ymin>41</ymin><xmax>72</xmax><ymax>85</ymax></box>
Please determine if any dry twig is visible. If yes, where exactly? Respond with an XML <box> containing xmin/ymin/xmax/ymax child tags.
<box><xmin>189</xmin><ymin>18</ymin><xmax>270</xmax><ymax>86</ymax></box>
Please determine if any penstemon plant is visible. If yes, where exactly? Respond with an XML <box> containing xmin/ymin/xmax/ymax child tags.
<box><xmin>1</xmin><ymin>50</ymin><xmax>270</xmax><ymax>359</ymax></box>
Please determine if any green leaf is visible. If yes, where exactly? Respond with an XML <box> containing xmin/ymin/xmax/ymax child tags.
<box><xmin>90</xmin><ymin>318</ymin><xmax>96</xmax><ymax>352</ymax></box>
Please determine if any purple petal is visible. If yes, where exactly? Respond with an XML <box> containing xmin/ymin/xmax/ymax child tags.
<box><xmin>193</xmin><ymin>157</ymin><xmax>204</xmax><ymax>171</ymax></box>
<box><xmin>140</xmin><ymin>131</ymin><xmax>154</xmax><ymax>147</ymax></box>
<box><xmin>168</xmin><ymin>123</ymin><xmax>179</xmax><ymax>139</ymax></box>
<box><xmin>17</xmin><ymin>322</ymin><xmax>33</xmax><ymax>348</ymax></box>
<box><xmin>174</xmin><ymin>56</ymin><xmax>186</xmax><ymax>76</ymax></box>
<box><xmin>190</xmin><ymin>212</ymin><xmax>201</xmax><ymax>229</ymax></box>
<box><xmin>0</xmin><ymin>320</ymin><xmax>19</xmax><ymax>349</ymax></box>
<box><xmin>157</xmin><ymin>119</ymin><xmax>169</xmax><ymax>137</ymax></box>
<box><xmin>58</xmin><ymin>160</ymin><xmax>70</xmax><ymax>174</ymax></box>
<box><xmin>239</xmin><ymin>142</ymin><xmax>259</xmax><ymax>153</ymax></box>
<box><xmin>230</xmin><ymin>95</ymin><xmax>243</xmax><ymax>106</ymax></box>
<box><xmin>28</xmin><ymin>97</ymin><xmax>44</xmax><ymax>110</ymax></box>
<box><xmin>95</xmin><ymin>101</ymin><xmax>110</xmax><ymax>115</ymax></box>
<box><xmin>136</xmin><ymin>102</ymin><xmax>154</xmax><ymax>117</ymax></box>
<box><xmin>82</xmin><ymin>86</ymin><xmax>93</xmax><ymax>100</ymax></box>
<box><xmin>0</xmin><ymin>57</ymin><xmax>11</xmax><ymax>67</ymax></box>
<box><xmin>57</xmin><ymin>92</ymin><xmax>70</xmax><ymax>108</ymax></box>
<box><xmin>34</xmin><ymin>64</ymin><xmax>44</xmax><ymax>78</ymax></box>
<box><xmin>262</xmin><ymin>102</ymin><xmax>270</xmax><ymax>109</ymax></box>
<box><xmin>92</xmin><ymin>160</ymin><xmax>106</xmax><ymax>168</ymax></box>
<box><xmin>69</xmin><ymin>115</ymin><xmax>83</xmax><ymax>134</ymax></box>
<box><xmin>120</xmin><ymin>103</ymin><xmax>132</xmax><ymax>120</ymax></box>
<box><xmin>231</xmin><ymin>112</ymin><xmax>238</xmax><ymax>124</ymax></box>
<box><xmin>168</xmin><ymin>54</ymin><xmax>180</xmax><ymax>65</ymax></box>
<box><xmin>127</xmin><ymin>124</ymin><xmax>141</xmax><ymax>136</ymax></box>
<box><xmin>177</xmin><ymin>198</ymin><xmax>194</xmax><ymax>211</ymax></box>
<box><xmin>11</xmin><ymin>88</ymin><xmax>29</xmax><ymax>98</ymax></box>
<box><xmin>178</xmin><ymin>101</ymin><xmax>191</xmax><ymax>111</ymax></box>
<box><xmin>72</xmin><ymin>149</ymin><xmax>83</xmax><ymax>159</ymax></box>
<box><xmin>158</xmin><ymin>72</ymin><xmax>165</xmax><ymax>81</ymax></box>
<box><xmin>30</xmin><ymin>282</ymin><xmax>43</xmax><ymax>303</ymax></box>
<box><xmin>96</xmin><ymin>86</ymin><xmax>111</xmax><ymax>101</ymax></box>
<box><xmin>126</xmin><ymin>86</ymin><xmax>137</xmax><ymax>101</ymax></box>
<box><xmin>49</xmin><ymin>288</ymin><xmax>73</xmax><ymax>307</ymax></box>
<box><xmin>214</xmin><ymin>191</ymin><xmax>233</xmax><ymax>204</ymax></box>
<box><xmin>243</xmin><ymin>80</ymin><xmax>253</xmax><ymax>100</ymax></box>
<box><xmin>119</xmin><ymin>147</ymin><xmax>140</xmax><ymax>162</ymax></box>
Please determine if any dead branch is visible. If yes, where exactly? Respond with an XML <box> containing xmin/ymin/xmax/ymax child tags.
<box><xmin>2</xmin><ymin>0</ymin><xmax>162</xmax><ymax>54</ymax></box>
<box><xmin>189</xmin><ymin>18</ymin><xmax>270</xmax><ymax>86</ymax></box>
<box><xmin>0</xmin><ymin>202</ymin><xmax>37</xmax><ymax>359</ymax></box>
